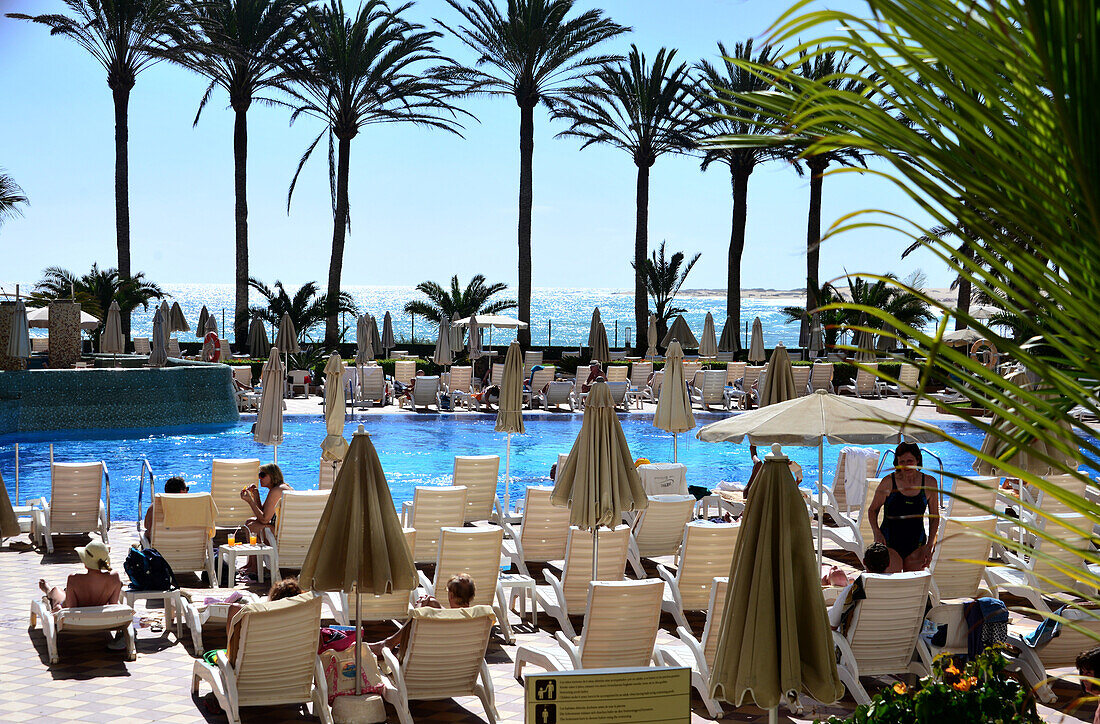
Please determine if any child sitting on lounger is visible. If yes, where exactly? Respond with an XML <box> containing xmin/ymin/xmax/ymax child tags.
<box><xmin>368</xmin><ymin>573</ymin><xmax>475</xmax><ymax>659</ymax></box>
<box><xmin>38</xmin><ymin>538</ymin><xmax>122</xmax><ymax>612</ymax></box>
<box><xmin>142</xmin><ymin>476</ymin><xmax>188</xmax><ymax>537</ymax></box>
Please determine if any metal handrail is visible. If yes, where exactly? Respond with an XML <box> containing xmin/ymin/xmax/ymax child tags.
<box><xmin>103</xmin><ymin>462</ymin><xmax>111</xmax><ymax>531</ymax></box>
<box><xmin>136</xmin><ymin>459</ymin><xmax>155</xmax><ymax>533</ymax></box>
<box><xmin>876</xmin><ymin>446</ymin><xmax>947</xmax><ymax>505</ymax></box>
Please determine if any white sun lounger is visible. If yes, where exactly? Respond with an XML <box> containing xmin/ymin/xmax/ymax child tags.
<box><xmin>318</xmin><ymin>458</ymin><xmax>342</xmax><ymax>490</ymax></box>
<box><xmin>657</xmin><ymin>521</ymin><xmax>739</xmax><ymax>631</ymax></box>
<box><xmin>839</xmin><ymin>364</ymin><xmax>881</xmax><ymax>398</ymax></box>
<box><xmin>656</xmin><ymin>576</ymin><xmax>729</xmax><ymax>718</ymax></box>
<box><xmin>180</xmin><ymin>588</ymin><xmax>262</xmax><ymax>653</ymax></box>
<box><xmin>690</xmin><ymin>369</ymin><xmax>728</xmax><ymax>411</ymax></box>
<box><xmin>210</xmin><ymin>458</ymin><xmax>260</xmax><ymax>528</ymax></box>
<box><xmin>929</xmin><ymin>514</ymin><xmax>996</xmax><ymax>601</ymax></box>
<box><xmin>30</xmin><ymin>597</ymin><xmax>136</xmax><ymax>665</ymax></box>
<box><xmin>501</xmin><ymin>486</ymin><xmax>571</xmax><ymax>577</ymax></box>
<box><xmin>357</xmin><ymin>364</ymin><xmax>389</xmax><ymax>407</ymax></box>
<box><xmin>30</xmin><ymin>461</ymin><xmax>110</xmax><ymax>553</ymax></box>
<box><xmin>810</xmin><ymin>362</ymin><xmax>835</xmax><ymax>393</ymax></box>
<box><xmin>140</xmin><ymin>493</ymin><xmax>217</xmax><ymax>583</ymax></box>
<box><xmin>264</xmin><ymin>490</ymin><xmax>329</xmax><ymax>579</ymax></box>
<box><xmin>401</xmin><ymin>486</ymin><xmax>468</xmax><ymax>564</ymax></box>
<box><xmin>986</xmin><ymin>513</ymin><xmax>1097</xmax><ymax>613</ymax></box>
<box><xmin>535</xmin><ymin>381</ymin><xmax>575</xmax><ymax>411</ymax></box>
<box><xmin>627</xmin><ymin>494</ymin><xmax>696</xmax><ymax>578</ymax></box>
<box><xmin>536</xmin><ymin>526</ymin><xmax>630</xmax><ymax>639</ymax></box>
<box><xmin>453</xmin><ymin>455</ymin><xmax>502</xmax><ymax>523</ymax></box>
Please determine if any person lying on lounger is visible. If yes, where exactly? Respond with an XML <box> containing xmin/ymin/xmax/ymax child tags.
<box><xmin>142</xmin><ymin>476</ymin><xmax>189</xmax><ymax>537</ymax></box>
<box><xmin>367</xmin><ymin>573</ymin><xmax>475</xmax><ymax>660</ymax></box>
<box><xmin>38</xmin><ymin>538</ymin><xmax>122</xmax><ymax>612</ymax></box>
<box><xmin>475</xmin><ymin>384</ymin><xmax>501</xmax><ymax>409</ymax></box>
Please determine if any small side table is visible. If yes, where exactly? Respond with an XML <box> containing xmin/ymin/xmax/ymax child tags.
<box><xmin>501</xmin><ymin>573</ymin><xmax>537</xmax><ymax>626</ymax></box>
<box><xmin>218</xmin><ymin>543</ymin><xmax>276</xmax><ymax>586</ymax></box>
<box><xmin>123</xmin><ymin>588</ymin><xmax>182</xmax><ymax>639</ymax></box>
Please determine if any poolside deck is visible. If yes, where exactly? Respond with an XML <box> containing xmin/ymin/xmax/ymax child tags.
<box><xmin>4</xmin><ymin>527</ymin><xmax>1091</xmax><ymax>723</ymax></box>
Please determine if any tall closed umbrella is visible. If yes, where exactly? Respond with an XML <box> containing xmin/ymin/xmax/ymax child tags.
<box><xmin>552</xmin><ymin>381</ymin><xmax>648</xmax><ymax>577</ymax></box>
<box><xmin>467</xmin><ymin>315</ymin><xmax>483</xmax><ymax>360</ymax></box>
<box><xmin>169</xmin><ymin>301</ymin><xmax>190</xmax><ymax>333</ymax></box>
<box><xmin>808</xmin><ymin>316</ymin><xmax>824</xmax><ymax>357</ymax></box>
<box><xmin>149</xmin><ymin>303</ymin><xmax>169</xmax><ymax>367</ymax></box>
<box><xmin>587</xmin><ymin>307</ymin><xmax>602</xmax><ymax>349</ymax></box>
<box><xmin>853</xmin><ymin>314</ymin><xmax>877</xmax><ymax>362</ymax></box>
<box><xmin>7</xmin><ymin>296</ymin><xmax>31</xmax><ymax>360</ymax></box>
<box><xmin>759</xmin><ymin>344</ymin><xmax>796</xmax><ymax>407</ymax></box>
<box><xmin>433</xmin><ymin>317</ymin><xmax>452</xmax><ymax>367</ymax></box>
<box><xmin>196</xmin><ymin>306</ymin><xmax>210</xmax><ymax>338</ymax></box>
<box><xmin>355</xmin><ymin>315</ymin><xmax>372</xmax><ymax>365</ymax></box>
<box><xmin>449</xmin><ymin>313</ymin><xmax>462</xmax><ymax>354</ymax></box>
<box><xmin>697</xmin><ymin>389</ymin><xmax>946</xmax><ymax>566</ymax></box>
<box><xmin>748</xmin><ymin>317</ymin><xmax>765</xmax><ymax>363</ymax></box>
<box><xmin>369</xmin><ymin>315</ymin><xmax>381</xmax><ymax>358</ymax></box>
<box><xmin>247</xmin><ymin>316</ymin><xmax>269</xmax><ymax>359</ymax></box>
<box><xmin>321</xmin><ymin>353</ymin><xmax>349</xmax><ymax>462</ymax></box>
<box><xmin>381</xmin><ymin>312</ymin><xmax>395</xmax><ymax>358</ymax></box>
<box><xmin>654</xmin><ymin>341</ymin><xmax>696</xmax><ymax>462</ymax></box>
<box><xmin>718</xmin><ymin>315</ymin><xmax>737</xmax><ymax>354</ymax></box>
<box><xmin>974</xmin><ymin>370</ymin><xmax>1077</xmax><ymax>476</ymax></box>
<box><xmin>646</xmin><ymin>313</ymin><xmax>658</xmax><ymax>358</ymax></box>
<box><xmin>495</xmin><ymin>340</ymin><xmax>526</xmax><ymax>514</ymax></box>
<box><xmin>254</xmin><ymin>348</ymin><xmax>285</xmax><ymax>460</ymax></box>
<box><xmin>709</xmin><ymin>446</ymin><xmax>845</xmax><ymax>717</ymax></box>
<box><xmin>205</xmin><ymin>312</ymin><xmax>218</xmax><ymax>335</ymax></box>
<box><xmin>275</xmin><ymin>312</ymin><xmax>300</xmax><ymax>355</ymax></box>
<box><xmin>662</xmin><ymin>314</ymin><xmax>699</xmax><ymax>349</ymax></box>
<box><xmin>299</xmin><ymin>427</ymin><xmax>417</xmax><ymax>695</ymax></box>
<box><xmin>699</xmin><ymin>312</ymin><xmax>718</xmax><ymax>357</ymax></box>
<box><xmin>590</xmin><ymin>321</ymin><xmax>610</xmax><ymax>364</ymax></box>
<box><xmin>101</xmin><ymin>300</ymin><xmax>124</xmax><ymax>358</ymax></box>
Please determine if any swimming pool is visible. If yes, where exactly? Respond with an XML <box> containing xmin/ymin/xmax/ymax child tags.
<box><xmin>0</xmin><ymin>414</ymin><xmax>1013</xmax><ymax>522</ymax></box>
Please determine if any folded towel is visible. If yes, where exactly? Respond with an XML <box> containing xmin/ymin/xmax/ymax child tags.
<box><xmin>160</xmin><ymin>493</ymin><xmax>218</xmax><ymax>537</ymax></box>
<box><xmin>840</xmin><ymin>447</ymin><xmax>878</xmax><ymax>510</ymax></box>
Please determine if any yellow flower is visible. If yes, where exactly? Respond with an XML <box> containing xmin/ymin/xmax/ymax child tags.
<box><xmin>892</xmin><ymin>682</ymin><xmax>908</xmax><ymax>695</ymax></box>
<box><xmin>952</xmin><ymin>676</ymin><xmax>977</xmax><ymax>692</ymax></box>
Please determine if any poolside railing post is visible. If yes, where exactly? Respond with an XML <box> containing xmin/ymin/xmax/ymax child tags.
<box><xmin>614</xmin><ymin>320</ymin><xmax>618</xmax><ymax>348</ymax></box>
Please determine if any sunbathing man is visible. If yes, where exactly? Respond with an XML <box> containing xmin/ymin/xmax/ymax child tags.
<box><xmin>239</xmin><ymin>463</ymin><xmax>291</xmax><ymax>579</ymax></box>
<box><xmin>368</xmin><ymin>573</ymin><xmax>475</xmax><ymax>659</ymax></box>
<box><xmin>142</xmin><ymin>476</ymin><xmax>188</xmax><ymax>537</ymax></box>
<box><xmin>38</xmin><ymin>538</ymin><xmax>122</xmax><ymax>612</ymax></box>
<box><xmin>580</xmin><ymin>361</ymin><xmax>602</xmax><ymax>393</ymax></box>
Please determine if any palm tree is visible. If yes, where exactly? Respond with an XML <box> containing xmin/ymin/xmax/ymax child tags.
<box><xmin>781</xmin><ymin>280</ymin><xmax>845</xmax><ymax>348</ymax></box>
<box><xmin>284</xmin><ymin>0</ymin><xmax>465</xmax><ymax>348</ymax></box>
<box><xmin>437</xmin><ymin>0</ymin><xmax>629</xmax><ymax>345</ymax></box>
<box><xmin>403</xmin><ymin>274</ymin><xmax>517</xmax><ymax>323</ymax></box>
<box><xmin>555</xmin><ymin>45</ymin><xmax>701</xmax><ymax>355</ymax></box>
<box><xmin>8</xmin><ymin>1</ymin><xmax>183</xmax><ymax>340</ymax></box>
<box><xmin>247</xmin><ymin>277</ymin><xmax>356</xmax><ymax>343</ymax></box>
<box><xmin>29</xmin><ymin>264</ymin><xmax>164</xmax><ymax>345</ymax></box>
<box><xmin>631</xmin><ymin>241</ymin><xmax>700</xmax><ymax>341</ymax></box>
<box><xmin>166</xmin><ymin>0</ymin><xmax>307</xmax><ymax>346</ymax></box>
<box><xmin>696</xmin><ymin>40</ymin><xmax>783</xmax><ymax>352</ymax></box>
<box><xmin>0</xmin><ymin>171</ymin><xmax>28</xmax><ymax>230</ymax></box>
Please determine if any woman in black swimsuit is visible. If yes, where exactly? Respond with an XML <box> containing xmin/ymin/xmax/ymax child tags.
<box><xmin>867</xmin><ymin>442</ymin><xmax>940</xmax><ymax>572</ymax></box>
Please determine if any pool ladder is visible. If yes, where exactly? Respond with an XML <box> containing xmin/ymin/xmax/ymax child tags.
<box><xmin>136</xmin><ymin>459</ymin><xmax>155</xmax><ymax>533</ymax></box>
<box><xmin>876</xmin><ymin>446</ymin><xmax>946</xmax><ymax>508</ymax></box>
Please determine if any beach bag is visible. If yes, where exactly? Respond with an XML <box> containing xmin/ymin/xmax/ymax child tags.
<box><xmin>321</xmin><ymin>642</ymin><xmax>385</xmax><ymax>705</ymax></box>
<box><xmin>124</xmin><ymin>545</ymin><xmax>177</xmax><ymax>591</ymax></box>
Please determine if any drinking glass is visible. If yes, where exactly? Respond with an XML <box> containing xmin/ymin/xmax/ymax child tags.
<box><xmin>249</xmin><ymin>533</ymin><xmax>257</xmax><ymax>546</ymax></box>
<box><xmin>227</xmin><ymin>533</ymin><xmax>236</xmax><ymax>546</ymax></box>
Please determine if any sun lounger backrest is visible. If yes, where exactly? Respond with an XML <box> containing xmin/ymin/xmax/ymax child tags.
<box><xmin>944</xmin><ymin>475</ymin><xmax>998</xmax><ymax>517</ymax></box>
<box><xmin>845</xmin><ymin>572</ymin><xmax>930</xmax><ymax>676</ymax></box>
<box><xmin>412</xmin><ymin>376</ymin><xmax>440</xmax><ymax>408</ymax></box>
<box><xmin>831</xmin><ymin>449</ymin><xmax>880</xmax><ymax>514</ymax></box>
<box><xmin>606</xmin><ymin>381</ymin><xmax>629</xmax><ymax>403</ymax></box>
<box><xmin>50</xmin><ymin>462</ymin><xmax>104</xmax><ymax>534</ymax></box>
<box><xmin>448</xmin><ymin>366</ymin><xmax>473</xmax><ymax>394</ymax></box>
<box><xmin>356</xmin><ymin>528</ymin><xmax>417</xmax><ymax>622</ymax></box>
<box><xmin>742</xmin><ymin>365</ymin><xmax>764</xmax><ymax>390</ymax></box>
<box><xmin>1033</xmin><ymin>610</ymin><xmax>1100</xmax><ymax>667</ymax></box>
<box><xmin>700</xmin><ymin>369</ymin><xmax>725</xmax><ymax>403</ymax></box>
<box><xmin>810</xmin><ymin>362</ymin><xmax>834</xmax><ymax>391</ymax></box>
<box><xmin>702</xmin><ymin>577</ymin><xmax>729</xmax><ymax>669</ymax></box>
<box><xmin>435</xmin><ymin>527</ymin><xmax>504</xmax><ymax>607</ymax></box>
<box><xmin>151</xmin><ymin>493</ymin><xmax>213</xmax><ymax>572</ymax></box>
<box><xmin>561</xmin><ymin>525</ymin><xmax>629</xmax><ymax>611</ymax></box>
<box><xmin>134</xmin><ymin>337</ymin><xmax>151</xmax><ymax>355</ymax></box>
<box><xmin>491</xmin><ymin>363</ymin><xmax>504</xmax><ymax>386</ymax></box>
<box><xmin>632</xmin><ymin>495</ymin><xmax>696</xmax><ymax>558</ymax></box>
<box><xmin>606</xmin><ymin>365</ymin><xmax>628</xmax><ymax>383</ymax></box>
<box><xmin>858</xmin><ymin>478</ymin><xmax>883</xmax><ymax>552</ymax></box>
<box><xmin>211</xmin><ymin>458</ymin><xmax>260</xmax><ymax>527</ymax></box>
<box><xmin>854</xmin><ymin>364</ymin><xmax>879</xmax><ymax>394</ymax></box>
<box><xmin>231</xmin><ymin>366</ymin><xmax>251</xmax><ymax>388</ymax></box>
<box><xmin>682</xmin><ymin>361</ymin><xmax>703</xmax><ymax>383</ymax></box>
<box><xmin>725</xmin><ymin>362</ymin><xmax>746</xmax><ymax>387</ymax></box>
<box><xmin>648</xmin><ymin>370</ymin><xmax>664</xmax><ymax>397</ymax></box>
<box><xmin>530</xmin><ymin>366</ymin><xmax>555</xmax><ymax>392</ymax></box>
<box><xmin>1026</xmin><ymin>514</ymin><xmax>1096</xmax><ymax>589</ymax></box>
<box><xmin>274</xmin><ymin>490</ymin><xmax>330</xmax><ymax>569</ymax></box>
<box><xmin>519</xmin><ymin>486</ymin><xmax>571</xmax><ymax>561</ymax></box>
<box><xmin>577</xmin><ymin>579</ymin><xmax>664</xmax><ymax>669</ymax></box>
<box><xmin>630</xmin><ymin>362</ymin><xmax>652</xmax><ymax>388</ymax></box>
<box><xmin>401</xmin><ymin>609</ymin><xmax>495</xmax><ymax>699</ymax></box>
<box><xmin>358</xmin><ymin>365</ymin><xmax>385</xmax><ymax>402</ymax></box>
<box><xmin>318</xmin><ymin>458</ymin><xmax>342</xmax><ymax>490</ymax></box>
<box><xmin>930</xmin><ymin>515</ymin><xmax>995</xmax><ymax>599</ymax></box>
<box><xmin>394</xmin><ymin>360</ymin><xmax>416</xmax><ymax>386</ymax></box>
<box><xmin>791</xmin><ymin>366</ymin><xmax>811</xmax><ymax>396</ymax></box>
<box><xmin>232</xmin><ymin>593</ymin><xmax>323</xmax><ymax>707</ymax></box>
<box><xmin>545</xmin><ymin>381</ymin><xmax>573</xmax><ymax>404</ymax></box>
<box><xmin>31</xmin><ymin>337</ymin><xmax>49</xmax><ymax>354</ymax></box>
<box><xmin>898</xmin><ymin>363</ymin><xmax>920</xmax><ymax>389</ymax></box>
<box><xmin>167</xmin><ymin>337</ymin><xmax>182</xmax><ymax>358</ymax></box>
<box><xmin>410</xmin><ymin>486</ymin><xmax>468</xmax><ymax>563</ymax></box>
<box><xmin>523</xmin><ymin>351</ymin><xmax>543</xmax><ymax>380</ymax></box>
<box><xmin>453</xmin><ymin>455</ymin><xmax>500</xmax><ymax>522</ymax></box>
<box><xmin>1038</xmin><ymin>474</ymin><xmax>1090</xmax><ymax>516</ymax></box>
<box><xmin>676</xmin><ymin>522</ymin><xmax>738</xmax><ymax>610</ymax></box>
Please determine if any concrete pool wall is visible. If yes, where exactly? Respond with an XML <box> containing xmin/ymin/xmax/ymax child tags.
<box><xmin>0</xmin><ymin>359</ymin><xmax>240</xmax><ymax>434</ymax></box>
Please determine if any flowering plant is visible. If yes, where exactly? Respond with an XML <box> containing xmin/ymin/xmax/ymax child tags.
<box><xmin>824</xmin><ymin>648</ymin><xmax>1040</xmax><ymax>723</ymax></box>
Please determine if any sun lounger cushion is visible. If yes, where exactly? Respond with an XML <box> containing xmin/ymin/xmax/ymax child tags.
<box><xmin>409</xmin><ymin>604</ymin><xmax>496</xmax><ymax>624</ymax></box>
<box><xmin>55</xmin><ymin>604</ymin><xmax>134</xmax><ymax>630</ymax></box>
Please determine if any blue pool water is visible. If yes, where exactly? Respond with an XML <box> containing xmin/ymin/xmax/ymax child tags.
<box><xmin>0</xmin><ymin>415</ymin><xmax>1004</xmax><ymax>522</ymax></box>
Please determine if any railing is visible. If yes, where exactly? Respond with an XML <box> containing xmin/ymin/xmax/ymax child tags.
<box><xmin>103</xmin><ymin>462</ymin><xmax>112</xmax><ymax>531</ymax></box>
<box><xmin>135</xmin><ymin>458</ymin><xmax>155</xmax><ymax>533</ymax></box>
<box><xmin>876</xmin><ymin>446</ymin><xmax>947</xmax><ymax>500</ymax></box>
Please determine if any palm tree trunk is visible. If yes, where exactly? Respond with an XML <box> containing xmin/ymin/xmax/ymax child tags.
<box><xmin>113</xmin><ymin>85</ymin><xmax>132</xmax><ymax>342</ymax></box>
<box><xmin>233</xmin><ymin>106</ymin><xmax>249</xmax><ymax>348</ymax></box>
<box><xmin>634</xmin><ymin>163</ymin><xmax>650</xmax><ymax>355</ymax></box>
<box><xmin>326</xmin><ymin>135</ymin><xmax>351</xmax><ymax>348</ymax></box>
<box><xmin>805</xmin><ymin>156</ymin><xmax>827</xmax><ymax>340</ymax></box>
<box><xmin>955</xmin><ymin>242</ymin><xmax>973</xmax><ymax>330</ymax></box>
<box><xmin>517</xmin><ymin>102</ymin><xmax>534</xmax><ymax>347</ymax></box>
<box><xmin>728</xmin><ymin>166</ymin><xmax>751</xmax><ymax>352</ymax></box>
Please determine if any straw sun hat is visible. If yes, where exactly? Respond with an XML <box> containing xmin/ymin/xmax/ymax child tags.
<box><xmin>75</xmin><ymin>538</ymin><xmax>112</xmax><ymax>572</ymax></box>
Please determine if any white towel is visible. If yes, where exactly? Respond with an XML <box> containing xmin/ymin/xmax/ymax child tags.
<box><xmin>840</xmin><ymin>447</ymin><xmax>878</xmax><ymax>511</ymax></box>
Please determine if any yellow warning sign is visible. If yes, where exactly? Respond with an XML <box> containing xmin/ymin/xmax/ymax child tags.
<box><xmin>524</xmin><ymin>667</ymin><xmax>690</xmax><ymax>723</ymax></box>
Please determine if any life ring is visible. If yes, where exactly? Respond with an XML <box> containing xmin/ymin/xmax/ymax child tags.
<box><xmin>203</xmin><ymin>332</ymin><xmax>221</xmax><ymax>362</ymax></box>
<box><xmin>970</xmin><ymin>338</ymin><xmax>997</xmax><ymax>369</ymax></box>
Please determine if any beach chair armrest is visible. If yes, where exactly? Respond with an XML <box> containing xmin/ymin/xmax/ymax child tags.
<box><xmin>381</xmin><ymin>647</ymin><xmax>406</xmax><ymax>697</ymax></box>
<box><xmin>1000</xmin><ymin>547</ymin><xmax>1030</xmax><ymax>570</ymax></box>
<box><xmin>656</xmin><ymin>564</ymin><xmax>682</xmax><ymax>609</ymax></box>
<box><xmin>554</xmin><ymin>631</ymin><xmax>583</xmax><ymax>669</ymax></box>
<box><xmin>831</xmin><ymin>629</ymin><xmax>859</xmax><ymax>677</ymax></box>
<box><xmin>216</xmin><ymin>648</ymin><xmax>240</xmax><ymax>714</ymax></box>
<box><xmin>500</xmin><ymin>519</ymin><xmax>520</xmax><ymax>542</ymax></box>
<box><xmin>674</xmin><ymin>625</ymin><xmax>706</xmax><ymax>670</ymax></box>
<box><xmin>542</xmin><ymin>570</ymin><xmax>565</xmax><ymax>614</ymax></box>
<box><xmin>139</xmin><ymin>533</ymin><xmax>151</xmax><ymax>549</ymax></box>
<box><xmin>417</xmin><ymin>570</ymin><xmax>434</xmax><ymax>596</ymax></box>
<box><xmin>400</xmin><ymin>500</ymin><xmax>413</xmax><ymax>527</ymax></box>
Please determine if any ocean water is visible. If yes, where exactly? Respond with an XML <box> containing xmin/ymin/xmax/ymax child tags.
<box><xmin>10</xmin><ymin>282</ymin><xmax>804</xmax><ymax>350</ymax></box>
<box><xmin>0</xmin><ymin>415</ymin><xmax>1001</xmax><ymax>522</ymax></box>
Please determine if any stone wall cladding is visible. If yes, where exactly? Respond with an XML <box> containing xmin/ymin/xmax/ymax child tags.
<box><xmin>47</xmin><ymin>302</ymin><xmax>81</xmax><ymax>369</ymax></box>
<box><xmin>0</xmin><ymin>303</ymin><xmax>27</xmax><ymax>371</ymax></box>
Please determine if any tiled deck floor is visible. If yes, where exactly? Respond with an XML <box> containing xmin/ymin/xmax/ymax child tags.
<box><xmin>1</xmin><ymin>528</ymin><xmax>1092</xmax><ymax>723</ymax></box>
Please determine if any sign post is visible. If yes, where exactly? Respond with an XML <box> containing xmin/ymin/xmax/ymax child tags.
<box><xmin>523</xmin><ymin>667</ymin><xmax>690</xmax><ymax>723</ymax></box>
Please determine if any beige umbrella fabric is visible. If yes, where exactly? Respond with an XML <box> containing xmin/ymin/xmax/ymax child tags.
<box><xmin>587</xmin><ymin>307</ymin><xmax>602</xmax><ymax>349</ymax></box>
<box><xmin>973</xmin><ymin>370</ymin><xmax>1078</xmax><ymax>475</ymax></box>
<box><xmin>101</xmin><ymin>301</ymin><xmax>124</xmax><ymax>355</ymax></box>
<box><xmin>7</xmin><ymin>297</ymin><xmax>30</xmax><ymax>359</ymax></box>
<box><xmin>321</xmin><ymin>353</ymin><xmax>349</xmax><ymax>462</ymax></box>
<box><xmin>433</xmin><ymin>317</ymin><xmax>453</xmax><ymax>367</ymax></box>
<box><xmin>275</xmin><ymin>312</ymin><xmax>300</xmax><ymax>354</ymax></box>
<box><xmin>709</xmin><ymin>447</ymin><xmax>844</xmax><ymax>711</ymax></box>
<box><xmin>253</xmin><ymin>348</ymin><xmax>285</xmax><ymax>453</ymax></box>
<box><xmin>381</xmin><ymin>312</ymin><xmax>395</xmax><ymax>357</ymax></box>
<box><xmin>808</xmin><ymin>316</ymin><xmax>824</xmax><ymax>357</ymax></box>
<box><xmin>0</xmin><ymin>471</ymin><xmax>19</xmax><ymax>538</ymax></box>
<box><xmin>247</xmin><ymin>316</ymin><xmax>269</xmax><ymax>359</ymax></box>
<box><xmin>853</xmin><ymin>324</ymin><xmax>876</xmax><ymax>362</ymax></box>
<box><xmin>298</xmin><ymin>426</ymin><xmax>417</xmax><ymax>695</ymax></box>
<box><xmin>718</xmin><ymin>315</ymin><xmax>736</xmax><ymax>354</ymax></box>
<box><xmin>748</xmin><ymin>317</ymin><xmax>766</xmax><ymax>363</ymax></box>
<box><xmin>26</xmin><ymin>306</ymin><xmax>100</xmax><ymax>330</ymax></box>
<box><xmin>196</xmin><ymin>306</ymin><xmax>209</xmax><ymax>337</ymax></box>
<box><xmin>369</xmin><ymin>315</ymin><xmax>382</xmax><ymax>356</ymax></box>
<box><xmin>467</xmin><ymin>315</ymin><xmax>483</xmax><ymax>360</ymax></box>
<box><xmin>496</xmin><ymin>340</ymin><xmax>526</xmax><ymax>514</ymax></box>
<box><xmin>699</xmin><ymin>312</ymin><xmax>718</xmax><ymax>357</ymax></box>
<box><xmin>759</xmin><ymin>344</ymin><xmax>796</xmax><ymax>407</ymax></box>
<box><xmin>204</xmin><ymin>312</ymin><xmax>218</xmax><ymax>335</ymax></box>
<box><xmin>590</xmin><ymin>321</ymin><xmax>610</xmax><ymax>364</ymax></box>
<box><xmin>662</xmin><ymin>314</ymin><xmax>698</xmax><ymax>349</ymax></box>
<box><xmin>356</xmin><ymin>315</ymin><xmax>373</xmax><ymax>364</ymax></box>
<box><xmin>653</xmin><ymin>341</ymin><xmax>696</xmax><ymax>462</ymax></box>
<box><xmin>646</xmin><ymin>313</ymin><xmax>658</xmax><ymax>358</ymax></box>
<box><xmin>941</xmin><ymin>327</ymin><xmax>984</xmax><ymax>347</ymax></box>
<box><xmin>449</xmin><ymin>313</ymin><xmax>462</xmax><ymax>354</ymax></box>
<box><xmin>149</xmin><ymin>303</ymin><xmax>169</xmax><ymax>368</ymax></box>
<box><xmin>169</xmin><ymin>301</ymin><xmax>190</xmax><ymax>333</ymax></box>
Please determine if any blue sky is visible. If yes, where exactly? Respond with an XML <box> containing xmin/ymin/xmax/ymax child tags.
<box><xmin>0</xmin><ymin>0</ymin><xmax>945</xmax><ymax>292</ymax></box>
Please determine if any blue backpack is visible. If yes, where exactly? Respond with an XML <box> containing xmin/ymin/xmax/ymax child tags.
<box><xmin>124</xmin><ymin>545</ymin><xmax>177</xmax><ymax>591</ymax></box>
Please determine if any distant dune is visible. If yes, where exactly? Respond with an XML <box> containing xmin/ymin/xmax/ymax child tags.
<box><xmin>681</xmin><ymin>287</ymin><xmax>960</xmax><ymax>306</ymax></box>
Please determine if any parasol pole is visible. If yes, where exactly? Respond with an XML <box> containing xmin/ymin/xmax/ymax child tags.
<box><xmin>769</xmin><ymin>707</ymin><xmax>778</xmax><ymax>724</ymax></box>
<box><xmin>274</xmin><ymin>445</ymin><xmax>278</xmax><ymax>465</ymax></box>
<box><xmin>673</xmin><ymin>433</ymin><xmax>678</xmax><ymax>463</ymax></box>
<box><xmin>355</xmin><ymin>585</ymin><xmax>363</xmax><ymax>696</ymax></box>
<box><xmin>504</xmin><ymin>432</ymin><xmax>512</xmax><ymax>515</ymax></box>
<box><xmin>592</xmin><ymin>525</ymin><xmax>599</xmax><ymax>581</ymax></box>
<box><xmin>817</xmin><ymin>439</ymin><xmax>825</xmax><ymax>569</ymax></box>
